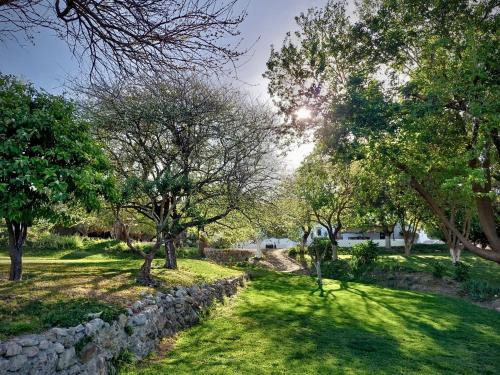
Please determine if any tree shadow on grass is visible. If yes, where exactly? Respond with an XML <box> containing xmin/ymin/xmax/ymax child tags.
<box><xmin>150</xmin><ymin>272</ymin><xmax>500</xmax><ymax>375</ymax></box>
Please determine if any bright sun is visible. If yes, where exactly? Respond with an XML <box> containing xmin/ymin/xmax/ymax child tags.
<box><xmin>295</xmin><ymin>107</ymin><xmax>311</xmax><ymax>120</ymax></box>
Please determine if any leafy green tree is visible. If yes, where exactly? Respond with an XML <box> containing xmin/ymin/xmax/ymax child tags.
<box><xmin>296</xmin><ymin>154</ymin><xmax>358</xmax><ymax>260</ymax></box>
<box><xmin>266</xmin><ymin>0</ymin><xmax>500</xmax><ymax>263</ymax></box>
<box><xmin>87</xmin><ymin>78</ymin><xmax>277</xmax><ymax>281</ymax></box>
<box><xmin>275</xmin><ymin>175</ymin><xmax>315</xmax><ymax>259</ymax></box>
<box><xmin>0</xmin><ymin>74</ymin><xmax>111</xmax><ymax>280</ymax></box>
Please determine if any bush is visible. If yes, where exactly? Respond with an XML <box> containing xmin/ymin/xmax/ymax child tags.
<box><xmin>432</xmin><ymin>262</ymin><xmax>446</xmax><ymax>279</ymax></box>
<box><xmin>350</xmin><ymin>240</ymin><xmax>378</xmax><ymax>277</ymax></box>
<box><xmin>27</xmin><ymin>233</ymin><xmax>84</xmax><ymax>250</ymax></box>
<box><xmin>288</xmin><ymin>246</ymin><xmax>299</xmax><ymax>258</ymax></box>
<box><xmin>453</xmin><ymin>261</ymin><xmax>470</xmax><ymax>281</ymax></box>
<box><xmin>321</xmin><ymin>259</ymin><xmax>351</xmax><ymax>280</ymax></box>
<box><xmin>308</xmin><ymin>238</ymin><xmax>331</xmax><ymax>261</ymax></box>
<box><xmin>177</xmin><ymin>246</ymin><xmax>200</xmax><ymax>259</ymax></box>
<box><xmin>460</xmin><ymin>279</ymin><xmax>500</xmax><ymax>301</ymax></box>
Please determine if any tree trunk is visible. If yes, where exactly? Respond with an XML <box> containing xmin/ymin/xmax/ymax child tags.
<box><xmin>164</xmin><ymin>238</ymin><xmax>177</xmax><ymax>269</ymax></box>
<box><xmin>197</xmin><ymin>229</ymin><xmax>207</xmax><ymax>258</ymax></box>
<box><xmin>404</xmin><ymin>241</ymin><xmax>412</xmax><ymax>256</ymax></box>
<box><xmin>384</xmin><ymin>230</ymin><xmax>392</xmax><ymax>250</ymax></box>
<box><xmin>300</xmin><ymin>228</ymin><xmax>310</xmax><ymax>258</ymax></box>
<box><xmin>7</xmin><ymin>220</ymin><xmax>28</xmax><ymax>281</ymax></box>
<box><xmin>409</xmin><ymin>176</ymin><xmax>500</xmax><ymax>263</ymax></box>
<box><xmin>255</xmin><ymin>237</ymin><xmax>263</xmax><ymax>258</ymax></box>
<box><xmin>138</xmin><ymin>255</ymin><xmax>155</xmax><ymax>285</ymax></box>
<box><xmin>326</xmin><ymin>228</ymin><xmax>338</xmax><ymax>261</ymax></box>
<box><xmin>450</xmin><ymin>247</ymin><xmax>461</xmax><ymax>264</ymax></box>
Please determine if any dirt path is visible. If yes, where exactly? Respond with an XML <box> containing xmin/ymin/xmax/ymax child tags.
<box><xmin>261</xmin><ymin>249</ymin><xmax>308</xmax><ymax>274</ymax></box>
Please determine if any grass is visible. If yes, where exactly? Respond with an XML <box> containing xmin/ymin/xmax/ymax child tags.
<box><xmin>120</xmin><ymin>270</ymin><xmax>500</xmax><ymax>375</ymax></box>
<box><xmin>0</xmin><ymin>238</ymin><xmax>241</xmax><ymax>340</ymax></box>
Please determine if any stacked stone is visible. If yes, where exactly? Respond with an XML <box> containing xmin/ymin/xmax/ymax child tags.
<box><xmin>0</xmin><ymin>274</ymin><xmax>247</xmax><ymax>375</ymax></box>
<box><xmin>204</xmin><ymin>248</ymin><xmax>254</xmax><ymax>265</ymax></box>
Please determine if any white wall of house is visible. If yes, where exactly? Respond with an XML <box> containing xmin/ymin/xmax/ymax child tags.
<box><xmin>234</xmin><ymin>223</ymin><xmax>443</xmax><ymax>249</ymax></box>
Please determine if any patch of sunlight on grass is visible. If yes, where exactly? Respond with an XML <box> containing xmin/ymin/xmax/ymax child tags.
<box><xmin>0</xmin><ymin>240</ymin><xmax>242</xmax><ymax>340</ymax></box>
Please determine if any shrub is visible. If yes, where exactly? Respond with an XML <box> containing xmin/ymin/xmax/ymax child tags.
<box><xmin>308</xmin><ymin>238</ymin><xmax>331</xmax><ymax>261</ymax></box>
<box><xmin>432</xmin><ymin>262</ymin><xmax>446</xmax><ymax>279</ymax></box>
<box><xmin>350</xmin><ymin>240</ymin><xmax>378</xmax><ymax>278</ymax></box>
<box><xmin>28</xmin><ymin>233</ymin><xmax>84</xmax><ymax>250</ymax></box>
<box><xmin>321</xmin><ymin>259</ymin><xmax>351</xmax><ymax>280</ymax></box>
<box><xmin>460</xmin><ymin>279</ymin><xmax>500</xmax><ymax>301</ymax></box>
<box><xmin>177</xmin><ymin>247</ymin><xmax>200</xmax><ymax>259</ymax></box>
<box><xmin>453</xmin><ymin>261</ymin><xmax>470</xmax><ymax>281</ymax></box>
<box><xmin>288</xmin><ymin>246</ymin><xmax>299</xmax><ymax>258</ymax></box>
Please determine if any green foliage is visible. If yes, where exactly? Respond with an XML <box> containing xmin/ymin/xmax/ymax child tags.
<box><xmin>307</xmin><ymin>238</ymin><xmax>331</xmax><ymax>261</ymax></box>
<box><xmin>0</xmin><ymin>298</ymin><xmax>124</xmax><ymax>339</ymax></box>
<box><xmin>460</xmin><ymin>280</ymin><xmax>500</xmax><ymax>302</ymax></box>
<box><xmin>27</xmin><ymin>233</ymin><xmax>85</xmax><ymax>250</ymax></box>
<box><xmin>75</xmin><ymin>334</ymin><xmax>94</xmax><ymax>354</ymax></box>
<box><xmin>350</xmin><ymin>240</ymin><xmax>379</xmax><ymax>277</ymax></box>
<box><xmin>176</xmin><ymin>247</ymin><xmax>200</xmax><ymax>259</ymax></box>
<box><xmin>453</xmin><ymin>262</ymin><xmax>470</xmax><ymax>282</ymax></box>
<box><xmin>287</xmin><ymin>246</ymin><xmax>299</xmax><ymax>259</ymax></box>
<box><xmin>124</xmin><ymin>325</ymin><xmax>134</xmax><ymax>336</ymax></box>
<box><xmin>321</xmin><ymin>259</ymin><xmax>351</xmax><ymax>281</ymax></box>
<box><xmin>0</xmin><ymin>74</ymin><xmax>112</xmax><ymax>225</ymax></box>
<box><xmin>431</xmin><ymin>262</ymin><xmax>447</xmax><ymax>279</ymax></box>
<box><xmin>113</xmin><ymin>350</ymin><xmax>135</xmax><ymax>370</ymax></box>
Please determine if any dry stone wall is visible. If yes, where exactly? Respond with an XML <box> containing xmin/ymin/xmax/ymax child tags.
<box><xmin>204</xmin><ymin>248</ymin><xmax>254</xmax><ymax>265</ymax></box>
<box><xmin>0</xmin><ymin>274</ymin><xmax>247</xmax><ymax>375</ymax></box>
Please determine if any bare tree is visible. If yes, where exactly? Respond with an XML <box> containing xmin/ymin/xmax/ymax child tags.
<box><xmin>0</xmin><ymin>0</ymin><xmax>247</xmax><ymax>77</ymax></box>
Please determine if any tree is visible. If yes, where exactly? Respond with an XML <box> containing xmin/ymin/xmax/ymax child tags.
<box><xmin>266</xmin><ymin>0</ymin><xmax>500</xmax><ymax>263</ymax></box>
<box><xmin>0</xmin><ymin>74</ymin><xmax>111</xmax><ymax>280</ymax></box>
<box><xmin>275</xmin><ymin>175</ymin><xmax>315</xmax><ymax>259</ymax></box>
<box><xmin>87</xmin><ymin>77</ymin><xmax>277</xmax><ymax>281</ymax></box>
<box><xmin>1</xmin><ymin>0</ymin><xmax>246</xmax><ymax>77</ymax></box>
<box><xmin>296</xmin><ymin>154</ymin><xmax>357</xmax><ymax>261</ymax></box>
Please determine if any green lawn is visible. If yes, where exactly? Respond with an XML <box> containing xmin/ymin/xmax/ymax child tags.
<box><xmin>0</xmin><ymin>238</ymin><xmax>241</xmax><ymax>340</ymax></box>
<box><xmin>121</xmin><ymin>270</ymin><xmax>500</xmax><ymax>375</ymax></box>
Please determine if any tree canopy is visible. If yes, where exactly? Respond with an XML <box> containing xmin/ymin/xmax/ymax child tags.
<box><xmin>0</xmin><ymin>74</ymin><xmax>112</xmax><ymax>280</ymax></box>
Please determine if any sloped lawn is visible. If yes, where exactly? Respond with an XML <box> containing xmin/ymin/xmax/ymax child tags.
<box><xmin>121</xmin><ymin>271</ymin><xmax>500</xmax><ymax>375</ymax></box>
<box><xmin>0</xmin><ymin>239</ymin><xmax>241</xmax><ymax>340</ymax></box>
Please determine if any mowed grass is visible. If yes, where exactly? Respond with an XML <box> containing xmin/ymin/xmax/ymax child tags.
<box><xmin>121</xmin><ymin>271</ymin><xmax>500</xmax><ymax>375</ymax></box>
<box><xmin>0</xmin><ymin>238</ymin><xmax>241</xmax><ymax>340</ymax></box>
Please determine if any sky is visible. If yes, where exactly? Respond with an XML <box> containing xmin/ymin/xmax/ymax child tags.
<box><xmin>0</xmin><ymin>0</ymin><xmax>334</xmax><ymax>169</ymax></box>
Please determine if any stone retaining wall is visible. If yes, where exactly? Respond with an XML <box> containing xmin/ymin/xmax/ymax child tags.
<box><xmin>0</xmin><ymin>274</ymin><xmax>248</xmax><ymax>375</ymax></box>
<box><xmin>204</xmin><ymin>248</ymin><xmax>254</xmax><ymax>265</ymax></box>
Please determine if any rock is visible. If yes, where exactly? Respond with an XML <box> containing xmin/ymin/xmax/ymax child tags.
<box><xmin>132</xmin><ymin>301</ymin><xmax>143</xmax><ymax>311</ymax></box>
<box><xmin>79</xmin><ymin>343</ymin><xmax>97</xmax><ymax>363</ymax></box>
<box><xmin>118</xmin><ymin>314</ymin><xmax>128</xmax><ymax>327</ymax></box>
<box><xmin>75</xmin><ymin>324</ymin><xmax>85</xmax><ymax>333</ymax></box>
<box><xmin>85</xmin><ymin>318</ymin><xmax>105</xmax><ymax>335</ymax></box>
<box><xmin>57</xmin><ymin>347</ymin><xmax>77</xmax><ymax>370</ymax></box>
<box><xmin>8</xmin><ymin>354</ymin><xmax>27</xmax><ymax>371</ymax></box>
<box><xmin>5</xmin><ymin>342</ymin><xmax>22</xmax><ymax>356</ymax></box>
<box><xmin>0</xmin><ymin>343</ymin><xmax>6</xmax><ymax>356</ymax></box>
<box><xmin>87</xmin><ymin>311</ymin><xmax>103</xmax><ymax>319</ymax></box>
<box><xmin>0</xmin><ymin>358</ymin><xmax>9</xmax><ymax>372</ymax></box>
<box><xmin>54</xmin><ymin>342</ymin><xmax>65</xmax><ymax>354</ymax></box>
<box><xmin>132</xmin><ymin>313</ymin><xmax>147</xmax><ymax>326</ymax></box>
<box><xmin>52</xmin><ymin>327</ymin><xmax>68</xmax><ymax>337</ymax></box>
<box><xmin>17</xmin><ymin>336</ymin><xmax>39</xmax><ymax>347</ymax></box>
<box><xmin>38</xmin><ymin>339</ymin><xmax>50</xmax><ymax>350</ymax></box>
<box><xmin>22</xmin><ymin>345</ymin><xmax>39</xmax><ymax>357</ymax></box>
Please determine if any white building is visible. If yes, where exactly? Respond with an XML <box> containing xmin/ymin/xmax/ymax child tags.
<box><xmin>235</xmin><ymin>223</ymin><xmax>442</xmax><ymax>250</ymax></box>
